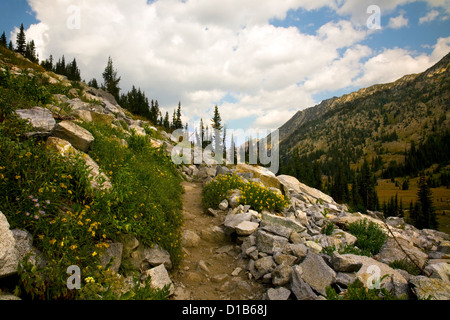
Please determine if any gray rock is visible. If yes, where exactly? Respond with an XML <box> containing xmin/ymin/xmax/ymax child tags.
<box><xmin>289</xmin><ymin>243</ymin><xmax>308</xmax><ymax>262</ymax></box>
<box><xmin>424</xmin><ymin>262</ymin><xmax>450</xmax><ymax>282</ymax></box>
<box><xmin>16</xmin><ymin>107</ymin><xmax>56</xmax><ymax>132</ymax></box>
<box><xmin>256</xmin><ymin>230</ymin><xmax>289</xmax><ymax>255</ymax></box>
<box><xmin>331</xmin><ymin>251</ymin><xmax>363</xmax><ymax>273</ymax></box>
<box><xmin>227</xmin><ymin>189</ymin><xmax>241</xmax><ymax>209</ymax></box>
<box><xmin>266</xmin><ymin>287</ymin><xmax>291</xmax><ymax>300</ymax></box>
<box><xmin>99</xmin><ymin>242</ymin><xmax>123</xmax><ymax>273</ymax></box>
<box><xmin>182</xmin><ymin>230</ymin><xmax>201</xmax><ymax>248</ymax></box>
<box><xmin>378</xmin><ymin>237</ymin><xmax>428</xmax><ymax>269</ymax></box>
<box><xmin>298</xmin><ymin>251</ymin><xmax>336</xmax><ymax>296</ymax></box>
<box><xmin>142</xmin><ymin>244</ymin><xmax>172</xmax><ymax>270</ymax></box>
<box><xmin>0</xmin><ymin>212</ymin><xmax>19</xmax><ymax>278</ymax></box>
<box><xmin>260</xmin><ymin>221</ymin><xmax>292</xmax><ymax>239</ymax></box>
<box><xmin>274</xmin><ymin>253</ymin><xmax>297</xmax><ymax>266</ymax></box>
<box><xmin>290</xmin><ymin>265</ymin><xmax>318</xmax><ymax>300</ymax></box>
<box><xmin>218</xmin><ymin>199</ymin><xmax>229</xmax><ymax>211</ymax></box>
<box><xmin>335</xmin><ymin>272</ymin><xmax>357</xmax><ymax>287</ymax></box>
<box><xmin>261</xmin><ymin>212</ymin><xmax>306</xmax><ymax>234</ymax></box>
<box><xmin>272</xmin><ymin>264</ymin><xmax>292</xmax><ymax>286</ymax></box>
<box><xmin>235</xmin><ymin>221</ymin><xmax>260</xmax><ymax>236</ymax></box>
<box><xmin>53</xmin><ymin>120</ymin><xmax>95</xmax><ymax>153</ymax></box>
<box><xmin>142</xmin><ymin>264</ymin><xmax>174</xmax><ymax>295</ymax></box>
<box><xmin>410</xmin><ymin>275</ymin><xmax>450</xmax><ymax>300</ymax></box>
<box><xmin>223</xmin><ymin>212</ymin><xmax>252</xmax><ymax>234</ymax></box>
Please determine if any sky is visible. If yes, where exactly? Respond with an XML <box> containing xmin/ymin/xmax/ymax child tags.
<box><xmin>1</xmin><ymin>0</ymin><xmax>449</xmax><ymax>134</ymax></box>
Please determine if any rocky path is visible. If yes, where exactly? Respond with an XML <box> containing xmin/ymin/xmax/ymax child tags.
<box><xmin>171</xmin><ymin>181</ymin><xmax>267</xmax><ymax>300</ymax></box>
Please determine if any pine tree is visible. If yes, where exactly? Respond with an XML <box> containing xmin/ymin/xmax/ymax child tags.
<box><xmin>172</xmin><ymin>102</ymin><xmax>183</xmax><ymax>130</ymax></box>
<box><xmin>415</xmin><ymin>172</ymin><xmax>438</xmax><ymax>229</ymax></box>
<box><xmin>88</xmin><ymin>78</ymin><xmax>99</xmax><ymax>89</ymax></box>
<box><xmin>16</xmin><ymin>24</ymin><xmax>26</xmax><ymax>55</ymax></box>
<box><xmin>8</xmin><ymin>41</ymin><xmax>14</xmax><ymax>51</ymax></box>
<box><xmin>163</xmin><ymin>112</ymin><xmax>170</xmax><ymax>130</ymax></box>
<box><xmin>67</xmin><ymin>58</ymin><xmax>81</xmax><ymax>81</ymax></box>
<box><xmin>25</xmin><ymin>40</ymin><xmax>37</xmax><ymax>63</ymax></box>
<box><xmin>211</xmin><ymin>105</ymin><xmax>223</xmax><ymax>155</ymax></box>
<box><xmin>102</xmin><ymin>56</ymin><xmax>121</xmax><ymax>102</ymax></box>
<box><xmin>0</xmin><ymin>32</ymin><xmax>7</xmax><ymax>47</ymax></box>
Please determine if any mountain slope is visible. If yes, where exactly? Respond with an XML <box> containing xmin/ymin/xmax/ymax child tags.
<box><xmin>279</xmin><ymin>52</ymin><xmax>450</xmax><ymax>172</ymax></box>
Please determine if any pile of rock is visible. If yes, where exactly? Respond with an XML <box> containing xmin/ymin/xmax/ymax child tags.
<box><xmin>200</xmin><ymin>165</ymin><xmax>450</xmax><ymax>300</ymax></box>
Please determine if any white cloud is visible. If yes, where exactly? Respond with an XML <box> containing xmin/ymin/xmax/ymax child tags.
<box><xmin>388</xmin><ymin>14</ymin><xmax>409</xmax><ymax>29</ymax></box>
<box><xmin>419</xmin><ymin>9</ymin><xmax>440</xmax><ymax>24</ymax></box>
<box><xmin>19</xmin><ymin>0</ymin><xmax>450</xmax><ymax>132</ymax></box>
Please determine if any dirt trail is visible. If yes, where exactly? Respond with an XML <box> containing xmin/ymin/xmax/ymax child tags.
<box><xmin>171</xmin><ymin>181</ymin><xmax>266</xmax><ymax>300</ymax></box>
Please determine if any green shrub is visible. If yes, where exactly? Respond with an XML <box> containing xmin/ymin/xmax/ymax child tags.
<box><xmin>346</xmin><ymin>219</ymin><xmax>387</xmax><ymax>256</ymax></box>
<box><xmin>238</xmin><ymin>181</ymin><xmax>290</xmax><ymax>213</ymax></box>
<box><xmin>321</xmin><ymin>222</ymin><xmax>335</xmax><ymax>236</ymax></box>
<box><xmin>202</xmin><ymin>174</ymin><xmax>245</xmax><ymax>210</ymax></box>
<box><xmin>389</xmin><ymin>259</ymin><xmax>422</xmax><ymax>276</ymax></box>
<box><xmin>201</xmin><ymin>174</ymin><xmax>290</xmax><ymax>213</ymax></box>
<box><xmin>326</xmin><ymin>278</ymin><xmax>406</xmax><ymax>300</ymax></box>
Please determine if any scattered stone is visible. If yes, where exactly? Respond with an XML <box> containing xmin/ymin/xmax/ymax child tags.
<box><xmin>256</xmin><ymin>229</ymin><xmax>289</xmax><ymax>255</ymax></box>
<box><xmin>142</xmin><ymin>264</ymin><xmax>175</xmax><ymax>295</ymax></box>
<box><xmin>182</xmin><ymin>230</ymin><xmax>201</xmax><ymax>248</ymax></box>
<box><xmin>218</xmin><ymin>199</ymin><xmax>229</xmax><ymax>211</ymax></box>
<box><xmin>0</xmin><ymin>212</ymin><xmax>19</xmax><ymax>278</ymax></box>
<box><xmin>236</xmin><ymin>221</ymin><xmax>260</xmax><ymax>236</ymax></box>
<box><xmin>52</xmin><ymin>120</ymin><xmax>95</xmax><ymax>153</ymax></box>
<box><xmin>410</xmin><ymin>275</ymin><xmax>450</xmax><ymax>300</ymax></box>
<box><xmin>99</xmin><ymin>242</ymin><xmax>123</xmax><ymax>273</ymax></box>
<box><xmin>16</xmin><ymin>107</ymin><xmax>56</xmax><ymax>132</ymax></box>
<box><xmin>298</xmin><ymin>251</ymin><xmax>336</xmax><ymax>296</ymax></box>
<box><xmin>290</xmin><ymin>265</ymin><xmax>317</xmax><ymax>300</ymax></box>
<box><xmin>266</xmin><ymin>287</ymin><xmax>291</xmax><ymax>300</ymax></box>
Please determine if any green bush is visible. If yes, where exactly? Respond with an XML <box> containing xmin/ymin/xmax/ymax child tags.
<box><xmin>201</xmin><ymin>174</ymin><xmax>290</xmax><ymax>213</ymax></box>
<box><xmin>326</xmin><ymin>278</ymin><xmax>406</xmax><ymax>300</ymax></box>
<box><xmin>202</xmin><ymin>174</ymin><xmax>245</xmax><ymax>210</ymax></box>
<box><xmin>346</xmin><ymin>219</ymin><xmax>387</xmax><ymax>256</ymax></box>
<box><xmin>389</xmin><ymin>259</ymin><xmax>422</xmax><ymax>276</ymax></box>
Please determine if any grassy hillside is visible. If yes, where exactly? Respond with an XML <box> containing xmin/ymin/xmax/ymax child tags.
<box><xmin>277</xmin><ymin>52</ymin><xmax>450</xmax><ymax>233</ymax></box>
<box><xmin>0</xmin><ymin>45</ymin><xmax>183</xmax><ymax>299</ymax></box>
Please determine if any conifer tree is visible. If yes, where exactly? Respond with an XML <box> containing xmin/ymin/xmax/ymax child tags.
<box><xmin>211</xmin><ymin>105</ymin><xmax>223</xmax><ymax>155</ymax></box>
<box><xmin>163</xmin><ymin>112</ymin><xmax>170</xmax><ymax>130</ymax></box>
<box><xmin>415</xmin><ymin>172</ymin><xmax>438</xmax><ymax>229</ymax></box>
<box><xmin>0</xmin><ymin>32</ymin><xmax>7</xmax><ymax>47</ymax></box>
<box><xmin>8</xmin><ymin>41</ymin><xmax>14</xmax><ymax>51</ymax></box>
<box><xmin>16</xmin><ymin>23</ymin><xmax>26</xmax><ymax>55</ymax></box>
<box><xmin>102</xmin><ymin>56</ymin><xmax>121</xmax><ymax>102</ymax></box>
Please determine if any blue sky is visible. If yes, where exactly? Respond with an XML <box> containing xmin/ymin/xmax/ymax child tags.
<box><xmin>1</xmin><ymin>0</ymin><xmax>449</xmax><ymax>133</ymax></box>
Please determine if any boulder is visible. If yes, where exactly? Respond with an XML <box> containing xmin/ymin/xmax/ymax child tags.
<box><xmin>290</xmin><ymin>265</ymin><xmax>318</xmax><ymax>300</ymax></box>
<box><xmin>142</xmin><ymin>264</ymin><xmax>175</xmax><ymax>295</ymax></box>
<box><xmin>46</xmin><ymin>137</ymin><xmax>112</xmax><ymax>191</ymax></box>
<box><xmin>256</xmin><ymin>230</ymin><xmax>289</xmax><ymax>255</ymax></box>
<box><xmin>90</xmin><ymin>112</ymin><xmax>115</xmax><ymax>125</ymax></box>
<box><xmin>261</xmin><ymin>212</ymin><xmax>306</xmax><ymax>234</ymax></box>
<box><xmin>377</xmin><ymin>237</ymin><xmax>428</xmax><ymax>269</ymax></box>
<box><xmin>99</xmin><ymin>242</ymin><xmax>123</xmax><ymax>273</ymax></box>
<box><xmin>223</xmin><ymin>212</ymin><xmax>252</xmax><ymax>235</ymax></box>
<box><xmin>298</xmin><ymin>251</ymin><xmax>336</xmax><ymax>296</ymax></box>
<box><xmin>340</xmin><ymin>254</ymin><xmax>409</xmax><ymax>298</ymax></box>
<box><xmin>15</xmin><ymin>107</ymin><xmax>56</xmax><ymax>132</ymax></box>
<box><xmin>235</xmin><ymin>164</ymin><xmax>281</xmax><ymax>189</ymax></box>
<box><xmin>331</xmin><ymin>251</ymin><xmax>363</xmax><ymax>273</ymax></box>
<box><xmin>142</xmin><ymin>244</ymin><xmax>172</xmax><ymax>271</ymax></box>
<box><xmin>182</xmin><ymin>230</ymin><xmax>201</xmax><ymax>248</ymax></box>
<box><xmin>266</xmin><ymin>287</ymin><xmax>291</xmax><ymax>300</ymax></box>
<box><xmin>410</xmin><ymin>275</ymin><xmax>450</xmax><ymax>300</ymax></box>
<box><xmin>272</xmin><ymin>264</ymin><xmax>292</xmax><ymax>286</ymax></box>
<box><xmin>52</xmin><ymin>120</ymin><xmax>94</xmax><ymax>153</ymax></box>
<box><xmin>218</xmin><ymin>199</ymin><xmax>229</xmax><ymax>211</ymax></box>
<box><xmin>235</xmin><ymin>221</ymin><xmax>260</xmax><ymax>236</ymax></box>
<box><xmin>277</xmin><ymin>175</ymin><xmax>334</xmax><ymax>204</ymax></box>
<box><xmin>424</xmin><ymin>261</ymin><xmax>450</xmax><ymax>282</ymax></box>
<box><xmin>0</xmin><ymin>212</ymin><xmax>19</xmax><ymax>278</ymax></box>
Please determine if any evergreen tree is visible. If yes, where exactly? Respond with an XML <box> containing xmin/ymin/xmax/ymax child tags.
<box><xmin>150</xmin><ymin>100</ymin><xmax>160</xmax><ymax>125</ymax></box>
<box><xmin>55</xmin><ymin>55</ymin><xmax>66</xmax><ymax>75</ymax></box>
<box><xmin>25</xmin><ymin>40</ymin><xmax>38</xmax><ymax>63</ymax></box>
<box><xmin>0</xmin><ymin>32</ymin><xmax>7</xmax><ymax>47</ymax></box>
<box><xmin>163</xmin><ymin>112</ymin><xmax>170</xmax><ymax>130</ymax></box>
<box><xmin>67</xmin><ymin>58</ymin><xmax>81</xmax><ymax>81</ymax></box>
<box><xmin>88</xmin><ymin>78</ymin><xmax>99</xmax><ymax>89</ymax></box>
<box><xmin>8</xmin><ymin>41</ymin><xmax>14</xmax><ymax>51</ymax></box>
<box><xmin>41</xmin><ymin>55</ymin><xmax>54</xmax><ymax>71</ymax></box>
<box><xmin>172</xmin><ymin>102</ymin><xmax>183</xmax><ymax>130</ymax></box>
<box><xmin>211</xmin><ymin>105</ymin><xmax>223</xmax><ymax>155</ymax></box>
<box><xmin>15</xmin><ymin>24</ymin><xmax>26</xmax><ymax>55</ymax></box>
<box><xmin>102</xmin><ymin>56</ymin><xmax>121</xmax><ymax>102</ymax></box>
<box><xmin>415</xmin><ymin>172</ymin><xmax>438</xmax><ymax>229</ymax></box>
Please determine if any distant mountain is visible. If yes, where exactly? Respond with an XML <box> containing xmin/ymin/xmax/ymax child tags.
<box><xmin>278</xmin><ymin>52</ymin><xmax>450</xmax><ymax>177</ymax></box>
